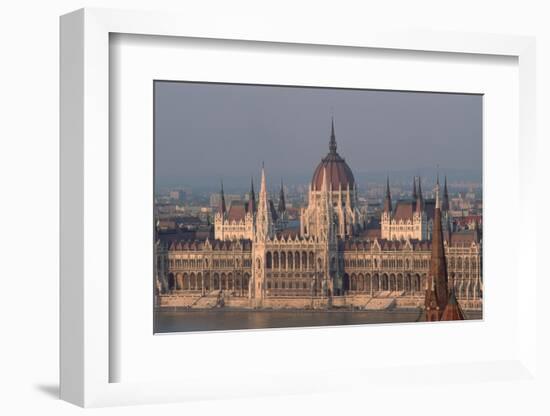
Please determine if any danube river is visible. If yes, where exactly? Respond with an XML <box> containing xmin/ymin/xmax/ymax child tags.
<box><xmin>155</xmin><ymin>308</ymin><xmax>482</xmax><ymax>333</ymax></box>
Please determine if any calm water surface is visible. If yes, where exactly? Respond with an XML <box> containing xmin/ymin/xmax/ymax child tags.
<box><xmin>155</xmin><ymin>309</ymin><xmax>482</xmax><ymax>333</ymax></box>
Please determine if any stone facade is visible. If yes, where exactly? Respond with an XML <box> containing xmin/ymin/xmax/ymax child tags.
<box><xmin>156</xmin><ymin>121</ymin><xmax>482</xmax><ymax>310</ymax></box>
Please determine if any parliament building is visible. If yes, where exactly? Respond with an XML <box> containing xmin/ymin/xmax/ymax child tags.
<box><xmin>155</xmin><ymin>121</ymin><xmax>482</xmax><ymax>311</ymax></box>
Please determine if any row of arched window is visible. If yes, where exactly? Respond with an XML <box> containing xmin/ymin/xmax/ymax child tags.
<box><xmin>448</xmin><ymin>257</ymin><xmax>478</xmax><ymax>271</ymax></box>
<box><xmin>344</xmin><ymin>272</ymin><xmax>481</xmax><ymax>299</ymax></box>
<box><xmin>161</xmin><ymin>256</ymin><xmax>253</xmax><ymax>270</ymax></box>
<box><xmin>343</xmin><ymin>257</ymin><xmax>432</xmax><ymax>270</ymax></box>
<box><xmin>266</xmin><ymin>251</ymin><xmax>316</xmax><ymax>270</ymax></box>
<box><xmin>166</xmin><ymin>272</ymin><xmax>251</xmax><ymax>293</ymax></box>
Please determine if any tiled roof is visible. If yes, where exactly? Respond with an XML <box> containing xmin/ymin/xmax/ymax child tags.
<box><xmin>450</xmin><ymin>230</ymin><xmax>479</xmax><ymax>245</ymax></box>
<box><xmin>393</xmin><ymin>201</ymin><xmax>415</xmax><ymax>220</ymax></box>
<box><xmin>227</xmin><ymin>202</ymin><xmax>247</xmax><ymax>221</ymax></box>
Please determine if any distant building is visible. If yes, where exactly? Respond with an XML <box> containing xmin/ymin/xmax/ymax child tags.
<box><xmin>169</xmin><ymin>190</ymin><xmax>184</xmax><ymax>201</ymax></box>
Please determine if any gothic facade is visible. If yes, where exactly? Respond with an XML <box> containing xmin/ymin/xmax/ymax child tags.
<box><xmin>156</xmin><ymin>121</ymin><xmax>483</xmax><ymax>309</ymax></box>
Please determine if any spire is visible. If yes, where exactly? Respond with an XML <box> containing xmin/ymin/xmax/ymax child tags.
<box><xmin>219</xmin><ymin>180</ymin><xmax>226</xmax><ymax>214</ymax></box>
<box><xmin>260</xmin><ymin>164</ymin><xmax>267</xmax><ymax>197</ymax></box>
<box><xmin>247</xmin><ymin>176</ymin><xmax>256</xmax><ymax>213</ymax></box>
<box><xmin>255</xmin><ymin>164</ymin><xmax>272</xmax><ymax>240</ymax></box>
<box><xmin>425</xmin><ymin>191</ymin><xmax>449</xmax><ymax>321</ymax></box>
<box><xmin>329</xmin><ymin>117</ymin><xmax>337</xmax><ymax>154</ymax></box>
<box><xmin>383</xmin><ymin>176</ymin><xmax>392</xmax><ymax>214</ymax></box>
<box><xmin>412</xmin><ymin>176</ymin><xmax>417</xmax><ymax>202</ymax></box>
<box><xmin>442</xmin><ymin>175</ymin><xmax>450</xmax><ymax>212</ymax></box>
<box><xmin>435</xmin><ymin>176</ymin><xmax>441</xmax><ymax>210</ymax></box>
<box><xmin>277</xmin><ymin>178</ymin><xmax>286</xmax><ymax>213</ymax></box>
<box><xmin>416</xmin><ymin>177</ymin><xmax>423</xmax><ymax>213</ymax></box>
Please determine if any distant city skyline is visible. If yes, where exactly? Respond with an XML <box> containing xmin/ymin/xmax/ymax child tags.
<box><xmin>155</xmin><ymin>81</ymin><xmax>482</xmax><ymax>190</ymax></box>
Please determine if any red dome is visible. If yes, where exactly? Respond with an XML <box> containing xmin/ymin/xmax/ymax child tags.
<box><xmin>311</xmin><ymin>119</ymin><xmax>355</xmax><ymax>191</ymax></box>
<box><xmin>311</xmin><ymin>153</ymin><xmax>355</xmax><ymax>191</ymax></box>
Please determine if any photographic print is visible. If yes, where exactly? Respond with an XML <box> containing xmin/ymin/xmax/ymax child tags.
<box><xmin>153</xmin><ymin>81</ymin><xmax>482</xmax><ymax>333</ymax></box>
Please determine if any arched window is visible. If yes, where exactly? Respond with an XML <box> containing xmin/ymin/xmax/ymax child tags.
<box><xmin>213</xmin><ymin>273</ymin><xmax>220</xmax><ymax>289</ymax></box>
<box><xmin>273</xmin><ymin>252</ymin><xmax>279</xmax><ymax>269</ymax></box>
<box><xmin>183</xmin><ymin>273</ymin><xmax>189</xmax><ymax>290</ymax></box>
<box><xmin>266</xmin><ymin>252</ymin><xmax>272</xmax><ymax>269</ymax></box>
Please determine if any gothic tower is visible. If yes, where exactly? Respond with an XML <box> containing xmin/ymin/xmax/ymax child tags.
<box><xmin>425</xmin><ymin>182</ymin><xmax>449</xmax><ymax>321</ymax></box>
<box><xmin>251</xmin><ymin>165</ymin><xmax>273</xmax><ymax>304</ymax></box>
<box><xmin>441</xmin><ymin>175</ymin><xmax>452</xmax><ymax>235</ymax></box>
<box><xmin>277</xmin><ymin>178</ymin><xmax>287</xmax><ymax>229</ymax></box>
<box><xmin>414</xmin><ymin>176</ymin><xmax>428</xmax><ymax>240</ymax></box>
<box><xmin>213</xmin><ymin>180</ymin><xmax>227</xmax><ymax>240</ymax></box>
<box><xmin>380</xmin><ymin>176</ymin><xmax>392</xmax><ymax>238</ymax></box>
<box><xmin>248</xmin><ymin>177</ymin><xmax>256</xmax><ymax>214</ymax></box>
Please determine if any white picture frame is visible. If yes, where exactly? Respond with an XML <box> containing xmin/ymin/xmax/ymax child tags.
<box><xmin>60</xmin><ymin>8</ymin><xmax>538</xmax><ymax>408</ymax></box>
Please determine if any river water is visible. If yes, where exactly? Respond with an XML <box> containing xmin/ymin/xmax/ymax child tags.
<box><xmin>155</xmin><ymin>308</ymin><xmax>482</xmax><ymax>333</ymax></box>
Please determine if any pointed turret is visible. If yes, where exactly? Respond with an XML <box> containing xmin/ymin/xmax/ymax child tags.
<box><xmin>255</xmin><ymin>164</ymin><xmax>273</xmax><ymax>240</ymax></box>
<box><xmin>277</xmin><ymin>178</ymin><xmax>286</xmax><ymax>214</ymax></box>
<box><xmin>416</xmin><ymin>177</ymin><xmax>424</xmax><ymax>212</ymax></box>
<box><xmin>425</xmin><ymin>182</ymin><xmax>449</xmax><ymax>321</ymax></box>
<box><xmin>329</xmin><ymin>117</ymin><xmax>337</xmax><ymax>154</ymax></box>
<box><xmin>247</xmin><ymin>177</ymin><xmax>256</xmax><ymax>214</ymax></box>
<box><xmin>412</xmin><ymin>176</ymin><xmax>417</xmax><ymax>202</ymax></box>
<box><xmin>442</xmin><ymin>176</ymin><xmax>450</xmax><ymax>212</ymax></box>
<box><xmin>219</xmin><ymin>180</ymin><xmax>227</xmax><ymax>215</ymax></box>
<box><xmin>383</xmin><ymin>176</ymin><xmax>392</xmax><ymax>214</ymax></box>
<box><xmin>435</xmin><ymin>175</ymin><xmax>441</xmax><ymax>209</ymax></box>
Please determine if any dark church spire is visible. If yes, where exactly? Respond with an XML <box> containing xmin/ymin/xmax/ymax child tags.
<box><xmin>278</xmin><ymin>178</ymin><xmax>286</xmax><ymax>214</ymax></box>
<box><xmin>383</xmin><ymin>176</ymin><xmax>392</xmax><ymax>214</ymax></box>
<box><xmin>412</xmin><ymin>176</ymin><xmax>418</xmax><ymax>202</ymax></box>
<box><xmin>329</xmin><ymin>117</ymin><xmax>337</xmax><ymax>154</ymax></box>
<box><xmin>425</xmin><ymin>187</ymin><xmax>449</xmax><ymax>321</ymax></box>
<box><xmin>442</xmin><ymin>175</ymin><xmax>450</xmax><ymax>212</ymax></box>
<box><xmin>247</xmin><ymin>176</ymin><xmax>256</xmax><ymax>214</ymax></box>
<box><xmin>416</xmin><ymin>177</ymin><xmax>424</xmax><ymax>213</ymax></box>
<box><xmin>219</xmin><ymin>180</ymin><xmax>226</xmax><ymax>215</ymax></box>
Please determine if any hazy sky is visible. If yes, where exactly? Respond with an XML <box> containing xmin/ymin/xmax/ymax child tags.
<box><xmin>154</xmin><ymin>81</ymin><xmax>482</xmax><ymax>190</ymax></box>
